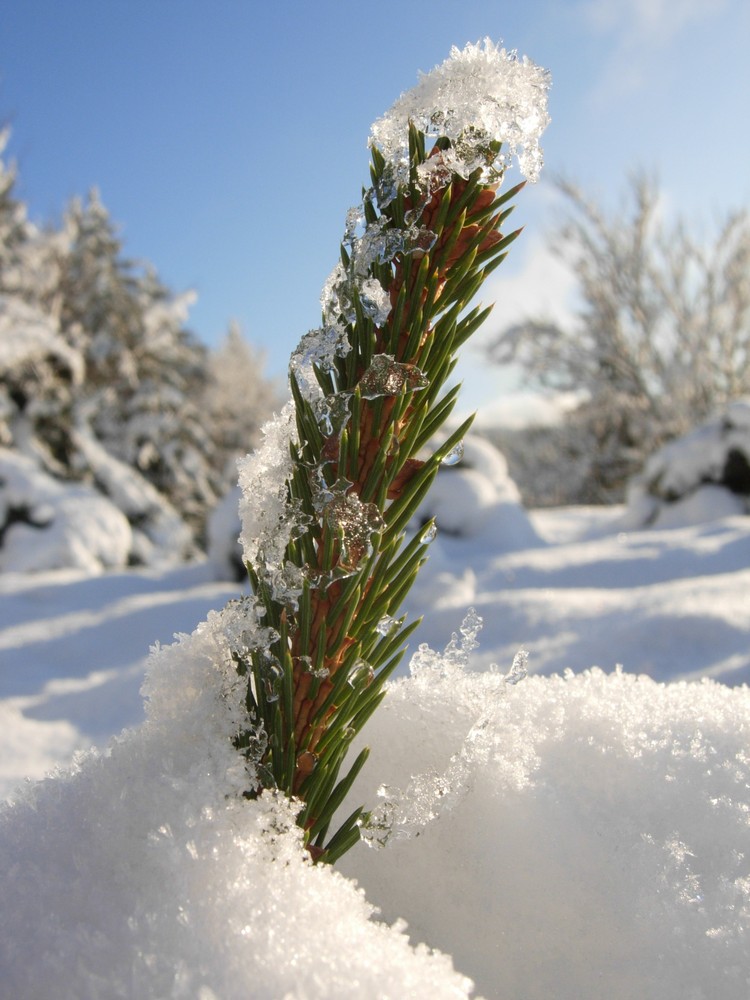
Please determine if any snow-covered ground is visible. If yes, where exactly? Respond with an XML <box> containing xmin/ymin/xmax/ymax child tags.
<box><xmin>2</xmin><ymin>505</ymin><xmax>750</xmax><ymax>998</ymax></box>
<box><xmin>5</xmin><ymin>390</ymin><xmax>750</xmax><ymax>1000</ymax></box>
<box><xmin>3</xmin><ymin>504</ymin><xmax>749</xmax><ymax>800</ymax></box>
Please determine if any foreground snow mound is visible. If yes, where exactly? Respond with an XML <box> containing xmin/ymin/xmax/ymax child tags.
<box><xmin>3</xmin><ymin>610</ymin><xmax>749</xmax><ymax>999</ymax></box>
<box><xmin>341</xmin><ymin>641</ymin><xmax>750</xmax><ymax>1000</ymax></box>
<box><xmin>624</xmin><ymin>400</ymin><xmax>750</xmax><ymax>529</ymax></box>
<box><xmin>0</xmin><ymin>618</ymin><xmax>471</xmax><ymax>1000</ymax></box>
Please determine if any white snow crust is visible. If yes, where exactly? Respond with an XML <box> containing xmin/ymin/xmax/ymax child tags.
<box><xmin>2</xmin><ymin>609</ymin><xmax>750</xmax><ymax>998</ymax></box>
<box><xmin>236</xmin><ymin>401</ymin><xmax>298</xmax><ymax>582</ymax></box>
<box><xmin>0</xmin><ymin>617</ymin><xmax>472</xmax><ymax>1000</ymax></box>
<box><xmin>341</xmin><ymin>647</ymin><xmax>750</xmax><ymax>999</ymax></box>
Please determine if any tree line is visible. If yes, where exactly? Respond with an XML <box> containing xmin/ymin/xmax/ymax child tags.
<box><xmin>0</xmin><ymin>130</ymin><xmax>279</xmax><ymax>554</ymax></box>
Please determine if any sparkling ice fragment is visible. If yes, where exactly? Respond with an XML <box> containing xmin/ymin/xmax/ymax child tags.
<box><xmin>290</xmin><ymin>325</ymin><xmax>350</xmax><ymax>401</ymax></box>
<box><xmin>359</xmin><ymin>354</ymin><xmax>429</xmax><ymax>399</ymax></box>
<box><xmin>358</xmin><ymin>277</ymin><xmax>392</xmax><ymax>325</ymax></box>
<box><xmin>322</xmin><ymin>487</ymin><xmax>385</xmax><ymax>571</ymax></box>
<box><xmin>505</xmin><ymin>648</ymin><xmax>529</xmax><ymax>686</ymax></box>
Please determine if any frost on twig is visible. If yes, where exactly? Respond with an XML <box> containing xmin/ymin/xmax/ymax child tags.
<box><xmin>226</xmin><ymin>39</ymin><xmax>549</xmax><ymax>862</ymax></box>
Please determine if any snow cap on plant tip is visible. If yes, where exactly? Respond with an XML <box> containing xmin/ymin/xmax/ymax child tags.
<box><xmin>369</xmin><ymin>38</ymin><xmax>550</xmax><ymax>183</ymax></box>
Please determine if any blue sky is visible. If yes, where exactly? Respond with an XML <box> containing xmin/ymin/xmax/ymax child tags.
<box><xmin>1</xmin><ymin>1</ymin><xmax>748</xmax><ymax>417</ymax></box>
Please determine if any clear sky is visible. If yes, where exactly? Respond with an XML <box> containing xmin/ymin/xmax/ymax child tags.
<box><xmin>1</xmin><ymin>0</ymin><xmax>748</xmax><ymax>419</ymax></box>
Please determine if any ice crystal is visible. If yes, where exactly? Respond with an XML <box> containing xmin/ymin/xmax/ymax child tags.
<box><xmin>314</xmin><ymin>391</ymin><xmax>352</xmax><ymax>437</ymax></box>
<box><xmin>358</xmin><ymin>277</ymin><xmax>391</xmax><ymax>325</ymax></box>
<box><xmin>323</xmin><ymin>217</ymin><xmax>436</xmax><ymax>327</ymax></box>
<box><xmin>311</xmin><ymin>474</ymin><xmax>354</xmax><ymax>513</ymax></box>
<box><xmin>289</xmin><ymin>324</ymin><xmax>350</xmax><ymax>401</ymax></box>
<box><xmin>322</xmin><ymin>489</ymin><xmax>385</xmax><ymax>571</ymax></box>
<box><xmin>358</xmin><ymin>354</ymin><xmax>429</xmax><ymax>399</ymax></box>
<box><xmin>369</xmin><ymin>39</ymin><xmax>550</xmax><ymax>184</ymax></box>
<box><xmin>220</xmin><ymin>596</ymin><xmax>279</xmax><ymax>660</ymax></box>
<box><xmin>505</xmin><ymin>648</ymin><xmax>529</xmax><ymax>686</ymax></box>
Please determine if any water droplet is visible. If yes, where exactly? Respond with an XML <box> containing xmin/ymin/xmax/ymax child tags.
<box><xmin>376</xmin><ymin>614</ymin><xmax>398</xmax><ymax>636</ymax></box>
<box><xmin>441</xmin><ymin>440</ymin><xmax>464</xmax><ymax>466</ymax></box>
<box><xmin>348</xmin><ymin>659</ymin><xmax>374</xmax><ymax>688</ymax></box>
<box><xmin>420</xmin><ymin>521</ymin><xmax>437</xmax><ymax>543</ymax></box>
<box><xmin>296</xmin><ymin>751</ymin><xmax>318</xmax><ymax>778</ymax></box>
<box><xmin>261</xmin><ymin>657</ymin><xmax>284</xmax><ymax>702</ymax></box>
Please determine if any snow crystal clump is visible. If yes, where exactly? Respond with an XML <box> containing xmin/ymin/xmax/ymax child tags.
<box><xmin>289</xmin><ymin>324</ymin><xmax>350</xmax><ymax>402</ymax></box>
<box><xmin>0</xmin><ymin>614</ymin><xmax>474</xmax><ymax>1000</ymax></box>
<box><xmin>237</xmin><ymin>402</ymin><xmax>309</xmax><ymax>605</ymax></box>
<box><xmin>370</xmin><ymin>38</ymin><xmax>550</xmax><ymax>184</ymax></box>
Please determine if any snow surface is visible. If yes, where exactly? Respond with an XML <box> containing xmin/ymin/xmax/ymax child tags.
<box><xmin>2</xmin><ymin>503</ymin><xmax>750</xmax><ymax>998</ymax></box>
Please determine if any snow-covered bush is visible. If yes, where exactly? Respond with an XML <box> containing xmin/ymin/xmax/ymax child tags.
<box><xmin>623</xmin><ymin>399</ymin><xmax>750</xmax><ymax>529</ymax></box>
<box><xmin>0</xmin><ymin>449</ymin><xmax>132</xmax><ymax>573</ymax></box>
<box><xmin>207</xmin><ymin>483</ymin><xmax>244</xmax><ymax>581</ymax></box>
<box><xmin>71</xmin><ymin>426</ymin><xmax>194</xmax><ymax>564</ymax></box>
<box><xmin>411</xmin><ymin>434</ymin><xmax>540</xmax><ymax>548</ymax></box>
<box><xmin>491</xmin><ymin>176</ymin><xmax>750</xmax><ymax>501</ymax></box>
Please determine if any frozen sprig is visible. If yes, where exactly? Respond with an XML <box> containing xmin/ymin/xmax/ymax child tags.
<box><xmin>229</xmin><ymin>42</ymin><xmax>546</xmax><ymax>863</ymax></box>
<box><xmin>370</xmin><ymin>38</ymin><xmax>550</xmax><ymax>184</ymax></box>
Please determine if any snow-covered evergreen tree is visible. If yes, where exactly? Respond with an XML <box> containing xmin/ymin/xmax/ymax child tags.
<box><xmin>0</xmin><ymin>134</ymin><xmax>276</xmax><ymax>566</ymax></box>
<box><xmin>0</xmin><ymin>130</ymin><xmax>78</xmax><ymax>469</ymax></box>
<box><xmin>58</xmin><ymin>192</ymin><xmax>223</xmax><ymax>535</ymax></box>
<box><xmin>203</xmin><ymin>320</ymin><xmax>280</xmax><ymax>486</ymax></box>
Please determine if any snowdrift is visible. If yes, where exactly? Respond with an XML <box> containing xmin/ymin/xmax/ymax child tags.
<box><xmin>2</xmin><ymin>613</ymin><xmax>749</xmax><ymax>999</ymax></box>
